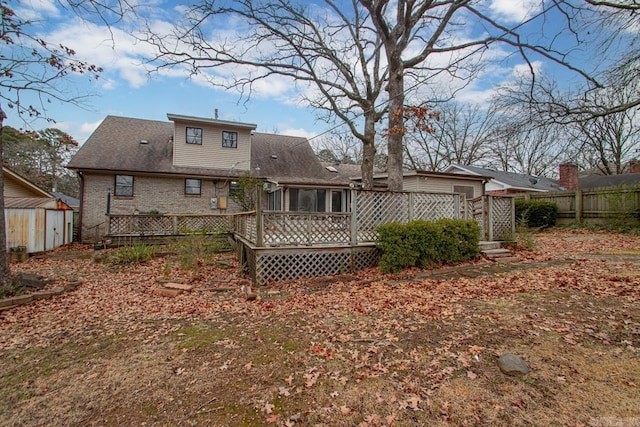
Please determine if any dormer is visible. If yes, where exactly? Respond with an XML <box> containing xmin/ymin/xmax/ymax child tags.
<box><xmin>167</xmin><ymin>113</ymin><xmax>257</xmax><ymax>171</ymax></box>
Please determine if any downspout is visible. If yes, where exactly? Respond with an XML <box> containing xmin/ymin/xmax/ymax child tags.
<box><xmin>77</xmin><ymin>171</ymin><xmax>84</xmax><ymax>242</ymax></box>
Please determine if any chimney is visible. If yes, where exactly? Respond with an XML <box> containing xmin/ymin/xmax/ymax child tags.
<box><xmin>629</xmin><ymin>159</ymin><xmax>640</xmax><ymax>174</ymax></box>
<box><xmin>559</xmin><ymin>163</ymin><xmax>579</xmax><ymax>190</ymax></box>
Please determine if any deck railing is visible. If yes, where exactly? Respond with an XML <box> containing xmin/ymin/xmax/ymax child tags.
<box><xmin>106</xmin><ymin>191</ymin><xmax>514</xmax><ymax>245</ymax></box>
<box><xmin>107</xmin><ymin>213</ymin><xmax>234</xmax><ymax>237</ymax></box>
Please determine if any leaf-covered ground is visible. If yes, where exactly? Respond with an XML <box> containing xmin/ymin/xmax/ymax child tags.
<box><xmin>1</xmin><ymin>229</ymin><xmax>639</xmax><ymax>426</ymax></box>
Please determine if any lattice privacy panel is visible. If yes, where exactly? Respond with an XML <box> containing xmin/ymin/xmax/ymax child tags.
<box><xmin>234</xmin><ymin>214</ymin><xmax>257</xmax><ymax>244</ymax></box>
<box><xmin>490</xmin><ymin>197</ymin><xmax>514</xmax><ymax>241</ymax></box>
<box><xmin>252</xmin><ymin>246</ymin><xmax>379</xmax><ymax>285</ymax></box>
<box><xmin>176</xmin><ymin>215</ymin><xmax>231</xmax><ymax>234</ymax></box>
<box><xmin>356</xmin><ymin>191</ymin><xmax>410</xmax><ymax>242</ymax></box>
<box><xmin>413</xmin><ymin>193</ymin><xmax>464</xmax><ymax>221</ymax></box>
<box><xmin>109</xmin><ymin>215</ymin><xmax>173</xmax><ymax>236</ymax></box>
<box><xmin>262</xmin><ymin>212</ymin><xmax>351</xmax><ymax>246</ymax></box>
<box><xmin>109</xmin><ymin>214</ymin><xmax>234</xmax><ymax>237</ymax></box>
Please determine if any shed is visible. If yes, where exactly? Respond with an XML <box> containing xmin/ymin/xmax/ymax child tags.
<box><xmin>3</xmin><ymin>167</ymin><xmax>74</xmax><ymax>254</ymax></box>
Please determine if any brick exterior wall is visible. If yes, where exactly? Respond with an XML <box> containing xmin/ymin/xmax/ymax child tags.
<box><xmin>80</xmin><ymin>173</ymin><xmax>241</xmax><ymax>242</ymax></box>
<box><xmin>559</xmin><ymin>163</ymin><xmax>579</xmax><ymax>190</ymax></box>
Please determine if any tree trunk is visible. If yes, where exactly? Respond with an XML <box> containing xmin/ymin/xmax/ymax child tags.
<box><xmin>0</xmin><ymin>107</ymin><xmax>11</xmax><ymax>287</ymax></box>
<box><xmin>360</xmin><ymin>112</ymin><xmax>377</xmax><ymax>190</ymax></box>
<box><xmin>386</xmin><ymin>57</ymin><xmax>405</xmax><ymax>192</ymax></box>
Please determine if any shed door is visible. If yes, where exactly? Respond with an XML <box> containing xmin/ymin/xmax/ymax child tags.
<box><xmin>45</xmin><ymin>210</ymin><xmax>65</xmax><ymax>250</ymax></box>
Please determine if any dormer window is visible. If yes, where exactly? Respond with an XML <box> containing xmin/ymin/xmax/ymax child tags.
<box><xmin>222</xmin><ymin>131</ymin><xmax>238</xmax><ymax>148</ymax></box>
<box><xmin>186</xmin><ymin>127</ymin><xmax>203</xmax><ymax>145</ymax></box>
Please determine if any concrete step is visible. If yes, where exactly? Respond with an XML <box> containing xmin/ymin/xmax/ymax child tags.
<box><xmin>482</xmin><ymin>248</ymin><xmax>512</xmax><ymax>256</ymax></box>
<box><xmin>479</xmin><ymin>241</ymin><xmax>502</xmax><ymax>251</ymax></box>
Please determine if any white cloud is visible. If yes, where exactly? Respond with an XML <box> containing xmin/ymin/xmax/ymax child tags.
<box><xmin>488</xmin><ymin>0</ymin><xmax>544</xmax><ymax>22</ymax></box>
<box><xmin>15</xmin><ymin>0</ymin><xmax>59</xmax><ymax>20</ymax></box>
<box><xmin>278</xmin><ymin>127</ymin><xmax>318</xmax><ymax>139</ymax></box>
<box><xmin>512</xmin><ymin>61</ymin><xmax>543</xmax><ymax>78</ymax></box>
<box><xmin>43</xmin><ymin>19</ymin><xmax>158</xmax><ymax>89</ymax></box>
<box><xmin>75</xmin><ymin>120</ymin><xmax>103</xmax><ymax>144</ymax></box>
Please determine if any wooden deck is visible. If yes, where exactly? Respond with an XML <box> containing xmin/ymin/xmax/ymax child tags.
<box><xmin>105</xmin><ymin>190</ymin><xmax>515</xmax><ymax>285</ymax></box>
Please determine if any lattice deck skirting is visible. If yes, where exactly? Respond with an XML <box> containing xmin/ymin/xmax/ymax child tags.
<box><xmin>237</xmin><ymin>240</ymin><xmax>379</xmax><ymax>286</ymax></box>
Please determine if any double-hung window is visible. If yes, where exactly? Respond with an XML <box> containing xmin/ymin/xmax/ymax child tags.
<box><xmin>114</xmin><ymin>175</ymin><xmax>134</xmax><ymax>197</ymax></box>
<box><xmin>222</xmin><ymin>131</ymin><xmax>238</xmax><ymax>148</ymax></box>
<box><xmin>185</xmin><ymin>179</ymin><xmax>202</xmax><ymax>195</ymax></box>
<box><xmin>186</xmin><ymin>127</ymin><xmax>203</xmax><ymax>145</ymax></box>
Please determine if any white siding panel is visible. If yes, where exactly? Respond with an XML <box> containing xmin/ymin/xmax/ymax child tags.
<box><xmin>408</xmin><ymin>177</ymin><xmax>483</xmax><ymax>198</ymax></box>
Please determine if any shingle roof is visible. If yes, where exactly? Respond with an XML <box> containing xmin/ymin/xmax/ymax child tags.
<box><xmin>252</xmin><ymin>134</ymin><xmax>351</xmax><ymax>186</ymax></box>
<box><xmin>68</xmin><ymin>115</ymin><xmax>351</xmax><ymax>186</ymax></box>
<box><xmin>579</xmin><ymin>173</ymin><xmax>640</xmax><ymax>189</ymax></box>
<box><xmin>52</xmin><ymin>192</ymin><xmax>80</xmax><ymax>208</ymax></box>
<box><xmin>447</xmin><ymin>164</ymin><xmax>564</xmax><ymax>192</ymax></box>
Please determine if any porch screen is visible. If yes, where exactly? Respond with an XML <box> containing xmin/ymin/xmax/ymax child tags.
<box><xmin>289</xmin><ymin>189</ymin><xmax>326</xmax><ymax>212</ymax></box>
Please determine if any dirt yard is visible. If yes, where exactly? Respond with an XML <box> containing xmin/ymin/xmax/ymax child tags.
<box><xmin>1</xmin><ymin>229</ymin><xmax>639</xmax><ymax>426</ymax></box>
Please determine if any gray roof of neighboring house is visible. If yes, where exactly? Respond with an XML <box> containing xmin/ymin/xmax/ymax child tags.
<box><xmin>447</xmin><ymin>164</ymin><xmax>564</xmax><ymax>192</ymax></box>
<box><xmin>579</xmin><ymin>173</ymin><xmax>640</xmax><ymax>189</ymax></box>
<box><xmin>68</xmin><ymin>116</ymin><xmax>351</xmax><ymax>186</ymax></box>
<box><xmin>52</xmin><ymin>192</ymin><xmax>80</xmax><ymax>208</ymax></box>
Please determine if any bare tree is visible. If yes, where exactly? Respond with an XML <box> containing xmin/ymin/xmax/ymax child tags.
<box><xmin>568</xmin><ymin>82</ymin><xmax>640</xmax><ymax>175</ymax></box>
<box><xmin>403</xmin><ymin>101</ymin><xmax>494</xmax><ymax>171</ymax></box>
<box><xmin>145</xmin><ymin>0</ymin><xmax>628</xmax><ymax>191</ymax></box>
<box><xmin>144</xmin><ymin>0</ymin><xmax>387</xmax><ymax>189</ymax></box>
<box><xmin>313</xmin><ymin>130</ymin><xmax>364</xmax><ymax>165</ymax></box>
<box><xmin>0</xmin><ymin>0</ymin><xmax>129</xmax><ymax>287</ymax></box>
<box><xmin>497</xmin><ymin>1</ymin><xmax>640</xmax><ymax>123</ymax></box>
<box><xmin>487</xmin><ymin>118</ymin><xmax>569</xmax><ymax>177</ymax></box>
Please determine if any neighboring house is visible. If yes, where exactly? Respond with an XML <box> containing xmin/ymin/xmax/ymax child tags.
<box><xmin>559</xmin><ymin>162</ymin><xmax>640</xmax><ymax>190</ymax></box>
<box><xmin>52</xmin><ymin>191</ymin><xmax>80</xmax><ymax>240</ymax></box>
<box><xmin>446</xmin><ymin>164</ymin><xmax>564</xmax><ymax>195</ymax></box>
<box><xmin>67</xmin><ymin>114</ymin><xmax>353</xmax><ymax>242</ymax></box>
<box><xmin>357</xmin><ymin>170</ymin><xmax>490</xmax><ymax>199</ymax></box>
<box><xmin>3</xmin><ymin>167</ymin><xmax>74</xmax><ymax>253</ymax></box>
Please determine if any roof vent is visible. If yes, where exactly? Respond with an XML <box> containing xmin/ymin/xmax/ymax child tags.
<box><xmin>325</xmin><ymin>165</ymin><xmax>338</xmax><ymax>173</ymax></box>
<box><xmin>271</xmin><ymin>154</ymin><xmax>278</xmax><ymax>159</ymax></box>
<box><xmin>140</xmin><ymin>139</ymin><xmax>149</xmax><ymax>144</ymax></box>
<box><xmin>529</xmin><ymin>177</ymin><xmax>538</xmax><ymax>185</ymax></box>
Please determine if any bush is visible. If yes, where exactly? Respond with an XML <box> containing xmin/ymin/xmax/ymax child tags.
<box><xmin>110</xmin><ymin>243</ymin><xmax>157</xmax><ymax>265</ymax></box>
<box><xmin>171</xmin><ymin>232</ymin><xmax>229</xmax><ymax>274</ymax></box>
<box><xmin>515</xmin><ymin>199</ymin><xmax>558</xmax><ymax>228</ymax></box>
<box><xmin>376</xmin><ymin>219</ymin><xmax>481</xmax><ymax>273</ymax></box>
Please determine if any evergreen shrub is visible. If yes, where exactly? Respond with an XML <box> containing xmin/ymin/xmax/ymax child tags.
<box><xmin>376</xmin><ymin>219</ymin><xmax>481</xmax><ymax>273</ymax></box>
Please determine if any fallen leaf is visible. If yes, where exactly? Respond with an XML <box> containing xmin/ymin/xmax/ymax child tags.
<box><xmin>263</xmin><ymin>403</ymin><xmax>275</xmax><ymax>414</ymax></box>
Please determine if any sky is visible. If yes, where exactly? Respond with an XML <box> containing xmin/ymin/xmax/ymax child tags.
<box><xmin>3</xmin><ymin>0</ymin><xmax>619</xmax><ymax>146</ymax></box>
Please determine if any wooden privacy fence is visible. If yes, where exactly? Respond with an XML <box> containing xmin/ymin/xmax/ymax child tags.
<box><xmin>518</xmin><ymin>185</ymin><xmax>640</xmax><ymax>224</ymax></box>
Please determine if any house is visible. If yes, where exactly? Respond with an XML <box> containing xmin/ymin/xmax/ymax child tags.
<box><xmin>446</xmin><ymin>164</ymin><xmax>564</xmax><ymax>195</ymax></box>
<box><xmin>67</xmin><ymin>114</ymin><xmax>353</xmax><ymax>242</ymax></box>
<box><xmin>354</xmin><ymin>169</ymin><xmax>490</xmax><ymax>199</ymax></box>
<box><xmin>559</xmin><ymin>162</ymin><xmax>640</xmax><ymax>190</ymax></box>
<box><xmin>3</xmin><ymin>167</ymin><xmax>74</xmax><ymax>253</ymax></box>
